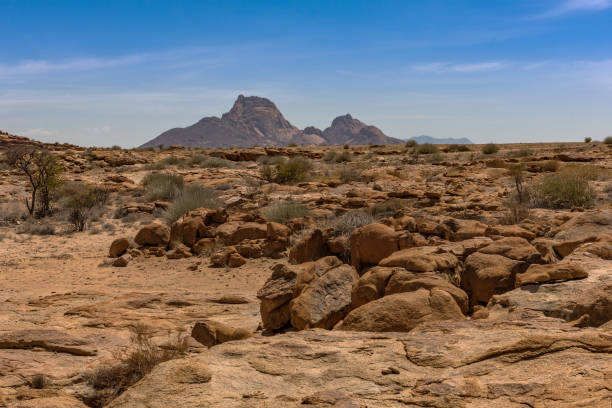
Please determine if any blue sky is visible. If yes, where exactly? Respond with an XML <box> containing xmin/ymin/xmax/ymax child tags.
<box><xmin>1</xmin><ymin>0</ymin><xmax>611</xmax><ymax>146</ymax></box>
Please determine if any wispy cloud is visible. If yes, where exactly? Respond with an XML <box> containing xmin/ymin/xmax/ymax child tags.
<box><xmin>533</xmin><ymin>0</ymin><xmax>612</xmax><ymax>18</ymax></box>
<box><xmin>412</xmin><ymin>61</ymin><xmax>508</xmax><ymax>73</ymax></box>
<box><xmin>0</xmin><ymin>55</ymin><xmax>148</xmax><ymax>77</ymax></box>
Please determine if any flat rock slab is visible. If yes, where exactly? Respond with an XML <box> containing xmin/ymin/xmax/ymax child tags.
<box><xmin>110</xmin><ymin>319</ymin><xmax>612</xmax><ymax>407</ymax></box>
<box><xmin>0</xmin><ymin>329</ymin><xmax>97</xmax><ymax>356</ymax></box>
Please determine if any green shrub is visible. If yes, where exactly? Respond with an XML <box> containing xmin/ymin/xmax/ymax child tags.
<box><xmin>261</xmin><ymin>201</ymin><xmax>309</xmax><ymax>224</ymax></box>
<box><xmin>164</xmin><ymin>184</ymin><xmax>219</xmax><ymax>223</ymax></box>
<box><xmin>142</xmin><ymin>173</ymin><xmax>184</xmax><ymax>201</ymax></box>
<box><xmin>404</xmin><ymin>140</ymin><xmax>418</xmax><ymax>148</ymax></box>
<box><xmin>414</xmin><ymin>143</ymin><xmax>439</xmax><ymax>155</ymax></box>
<box><xmin>584</xmin><ymin>137</ymin><xmax>592</xmax><ymax>143</ymax></box>
<box><xmin>261</xmin><ymin>156</ymin><xmax>312</xmax><ymax>184</ymax></box>
<box><xmin>604</xmin><ymin>136</ymin><xmax>612</xmax><ymax>145</ymax></box>
<box><xmin>482</xmin><ymin>143</ymin><xmax>499</xmax><ymax>155</ymax></box>
<box><xmin>528</xmin><ymin>173</ymin><xmax>595</xmax><ymax>209</ymax></box>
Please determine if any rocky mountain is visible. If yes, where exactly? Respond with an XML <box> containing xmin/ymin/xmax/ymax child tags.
<box><xmin>139</xmin><ymin>96</ymin><xmax>402</xmax><ymax>148</ymax></box>
<box><xmin>408</xmin><ymin>135</ymin><xmax>473</xmax><ymax>144</ymax></box>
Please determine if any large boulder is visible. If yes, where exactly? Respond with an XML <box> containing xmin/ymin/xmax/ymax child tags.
<box><xmin>134</xmin><ymin>222</ymin><xmax>170</xmax><ymax>247</ymax></box>
<box><xmin>350</xmin><ymin>266</ymin><xmax>399</xmax><ymax>309</ymax></box>
<box><xmin>462</xmin><ymin>252</ymin><xmax>527</xmax><ymax>306</ymax></box>
<box><xmin>477</xmin><ymin>237</ymin><xmax>542</xmax><ymax>263</ymax></box>
<box><xmin>288</xmin><ymin>229</ymin><xmax>326</xmax><ymax>264</ymax></box>
<box><xmin>551</xmin><ymin>210</ymin><xmax>612</xmax><ymax>242</ymax></box>
<box><xmin>337</xmin><ymin>289</ymin><xmax>464</xmax><ymax>332</ymax></box>
<box><xmin>256</xmin><ymin>264</ymin><xmax>298</xmax><ymax>330</ymax></box>
<box><xmin>290</xmin><ymin>264</ymin><xmax>358</xmax><ymax>330</ymax></box>
<box><xmin>485</xmin><ymin>224</ymin><xmax>536</xmax><ymax>240</ymax></box>
<box><xmin>109</xmin><ymin>237</ymin><xmax>130</xmax><ymax>257</ymax></box>
<box><xmin>216</xmin><ymin>222</ymin><xmax>268</xmax><ymax>245</ymax></box>
<box><xmin>446</xmin><ymin>218</ymin><xmax>488</xmax><ymax>241</ymax></box>
<box><xmin>349</xmin><ymin>223</ymin><xmax>399</xmax><ymax>268</ymax></box>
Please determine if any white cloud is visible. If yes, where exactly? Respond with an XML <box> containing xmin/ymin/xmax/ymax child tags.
<box><xmin>534</xmin><ymin>0</ymin><xmax>612</xmax><ymax>18</ymax></box>
<box><xmin>0</xmin><ymin>55</ymin><xmax>147</xmax><ymax>77</ymax></box>
<box><xmin>412</xmin><ymin>61</ymin><xmax>508</xmax><ymax>73</ymax></box>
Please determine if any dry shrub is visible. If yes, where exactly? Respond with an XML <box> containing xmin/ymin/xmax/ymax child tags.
<box><xmin>323</xmin><ymin>151</ymin><xmax>352</xmax><ymax>163</ymax></box>
<box><xmin>17</xmin><ymin>219</ymin><xmax>56</xmax><ymax>235</ymax></box>
<box><xmin>163</xmin><ymin>184</ymin><xmax>219</xmax><ymax>223</ymax></box>
<box><xmin>262</xmin><ymin>201</ymin><xmax>309</xmax><ymax>224</ymax></box>
<box><xmin>482</xmin><ymin>143</ymin><xmax>499</xmax><ymax>155</ymax></box>
<box><xmin>142</xmin><ymin>173</ymin><xmax>184</xmax><ymax>201</ymax></box>
<box><xmin>261</xmin><ymin>156</ymin><xmax>312</xmax><ymax>184</ymax></box>
<box><xmin>186</xmin><ymin>154</ymin><xmax>234</xmax><ymax>168</ymax></box>
<box><xmin>322</xmin><ymin>211</ymin><xmax>376</xmax><ymax>239</ymax></box>
<box><xmin>404</xmin><ymin>140</ymin><xmax>417</xmax><ymax>148</ymax></box>
<box><xmin>366</xmin><ymin>198</ymin><xmax>406</xmax><ymax>218</ymax></box>
<box><xmin>413</xmin><ymin>143</ymin><xmax>439</xmax><ymax>155</ymax></box>
<box><xmin>560</xmin><ymin>165</ymin><xmax>611</xmax><ymax>181</ymax></box>
<box><xmin>604</xmin><ymin>136</ymin><xmax>612</xmax><ymax>145</ymax></box>
<box><xmin>85</xmin><ymin>324</ymin><xmax>188</xmax><ymax>407</ymax></box>
<box><xmin>337</xmin><ymin>166</ymin><xmax>362</xmax><ymax>183</ymax></box>
<box><xmin>486</xmin><ymin>158</ymin><xmax>507</xmax><ymax>168</ymax></box>
<box><xmin>0</xmin><ymin>202</ymin><xmax>28</xmax><ymax>222</ymax></box>
<box><xmin>447</xmin><ymin>144</ymin><xmax>470</xmax><ymax>152</ymax></box>
<box><xmin>528</xmin><ymin>173</ymin><xmax>595</xmax><ymax>209</ymax></box>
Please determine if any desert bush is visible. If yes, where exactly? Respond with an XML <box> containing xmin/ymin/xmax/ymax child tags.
<box><xmin>261</xmin><ymin>156</ymin><xmax>312</xmax><ymax>184</ymax></box>
<box><xmin>584</xmin><ymin>137</ymin><xmax>592</xmax><ymax>143</ymax></box>
<box><xmin>164</xmin><ymin>184</ymin><xmax>219</xmax><ymax>223</ymax></box>
<box><xmin>426</xmin><ymin>153</ymin><xmax>445</xmax><ymax>164</ymax></box>
<box><xmin>509</xmin><ymin>148</ymin><xmax>533</xmax><ymax>158</ymax></box>
<box><xmin>486</xmin><ymin>158</ymin><xmax>507</xmax><ymax>168</ymax></box>
<box><xmin>58</xmin><ymin>182</ymin><xmax>99</xmax><ymax>231</ymax></box>
<box><xmin>6</xmin><ymin>147</ymin><xmax>63</xmax><ymax>217</ymax></box>
<box><xmin>539</xmin><ymin>160</ymin><xmax>560</xmax><ymax>172</ymax></box>
<box><xmin>366</xmin><ymin>198</ymin><xmax>406</xmax><ymax>218</ymax></box>
<box><xmin>482</xmin><ymin>143</ymin><xmax>499</xmax><ymax>155</ymax></box>
<box><xmin>110</xmin><ymin>145</ymin><xmax>122</xmax><ymax>150</ymax></box>
<box><xmin>322</xmin><ymin>210</ymin><xmax>376</xmax><ymax>238</ymax></box>
<box><xmin>604</xmin><ymin>136</ymin><xmax>612</xmax><ymax>145</ymax></box>
<box><xmin>142</xmin><ymin>173</ymin><xmax>184</xmax><ymax>201</ymax></box>
<box><xmin>0</xmin><ymin>202</ymin><xmax>28</xmax><ymax>222</ymax></box>
<box><xmin>337</xmin><ymin>166</ymin><xmax>362</xmax><ymax>183</ymax></box>
<box><xmin>257</xmin><ymin>155</ymin><xmax>285</xmax><ymax>165</ymax></box>
<box><xmin>501</xmin><ymin>198</ymin><xmax>530</xmax><ymax>225</ymax></box>
<box><xmin>447</xmin><ymin>144</ymin><xmax>470</xmax><ymax>152</ymax></box>
<box><xmin>85</xmin><ymin>323</ymin><xmax>187</xmax><ymax>407</ymax></box>
<box><xmin>323</xmin><ymin>151</ymin><xmax>352</xmax><ymax>163</ymax></box>
<box><xmin>528</xmin><ymin>173</ymin><xmax>595</xmax><ymax>209</ymax></box>
<box><xmin>414</xmin><ymin>143</ymin><xmax>439</xmax><ymax>155</ymax></box>
<box><xmin>261</xmin><ymin>201</ymin><xmax>309</xmax><ymax>224</ymax></box>
<box><xmin>404</xmin><ymin>140</ymin><xmax>418</xmax><ymax>148</ymax></box>
<box><xmin>186</xmin><ymin>154</ymin><xmax>234</xmax><ymax>168</ymax></box>
<box><xmin>17</xmin><ymin>219</ymin><xmax>56</xmax><ymax>235</ymax></box>
<box><xmin>0</xmin><ymin>161</ymin><xmax>10</xmax><ymax>171</ymax></box>
<box><xmin>287</xmin><ymin>142</ymin><xmax>298</xmax><ymax>147</ymax></box>
<box><xmin>560</xmin><ymin>165</ymin><xmax>611</xmax><ymax>181</ymax></box>
<box><xmin>29</xmin><ymin>374</ymin><xmax>50</xmax><ymax>389</ymax></box>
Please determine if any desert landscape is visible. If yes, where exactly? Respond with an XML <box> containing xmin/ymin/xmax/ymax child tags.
<box><xmin>0</xmin><ymin>121</ymin><xmax>611</xmax><ymax>407</ymax></box>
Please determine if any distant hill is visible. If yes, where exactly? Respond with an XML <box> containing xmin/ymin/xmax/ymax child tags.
<box><xmin>139</xmin><ymin>95</ymin><xmax>402</xmax><ymax>148</ymax></box>
<box><xmin>407</xmin><ymin>135</ymin><xmax>473</xmax><ymax>145</ymax></box>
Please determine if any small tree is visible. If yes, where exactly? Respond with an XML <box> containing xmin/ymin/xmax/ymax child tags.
<box><xmin>508</xmin><ymin>163</ymin><xmax>525</xmax><ymax>203</ymax></box>
<box><xmin>6</xmin><ymin>147</ymin><xmax>62</xmax><ymax>216</ymax></box>
<box><xmin>59</xmin><ymin>182</ymin><xmax>97</xmax><ymax>231</ymax></box>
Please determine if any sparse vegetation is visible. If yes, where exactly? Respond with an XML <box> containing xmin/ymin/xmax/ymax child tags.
<box><xmin>509</xmin><ymin>148</ymin><xmax>533</xmax><ymax>158</ymax></box>
<box><xmin>262</xmin><ymin>201</ymin><xmax>309</xmax><ymax>224</ymax></box>
<box><xmin>17</xmin><ymin>219</ymin><xmax>56</xmax><ymax>235</ymax></box>
<box><xmin>85</xmin><ymin>323</ymin><xmax>188</xmax><ymax>407</ymax></box>
<box><xmin>604</xmin><ymin>136</ymin><xmax>612</xmax><ymax>145</ymax></box>
<box><xmin>261</xmin><ymin>156</ymin><xmax>312</xmax><ymax>184</ymax></box>
<box><xmin>322</xmin><ymin>210</ymin><xmax>376</xmax><ymax>238</ymax></box>
<box><xmin>337</xmin><ymin>166</ymin><xmax>362</xmax><ymax>183</ymax></box>
<box><xmin>528</xmin><ymin>173</ymin><xmax>595</xmax><ymax>209</ymax></box>
<box><xmin>323</xmin><ymin>151</ymin><xmax>352</xmax><ymax>163</ymax></box>
<box><xmin>404</xmin><ymin>140</ymin><xmax>417</xmax><ymax>148</ymax></box>
<box><xmin>164</xmin><ymin>184</ymin><xmax>219</xmax><ymax>223</ymax></box>
<box><xmin>447</xmin><ymin>144</ymin><xmax>470</xmax><ymax>152</ymax></box>
<box><xmin>426</xmin><ymin>152</ymin><xmax>445</xmax><ymax>164</ymax></box>
<box><xmin>58</xmin><ymin>182</ymin><xmax>105</xmax><ymax>231</ymax></box>
<box><xmin>142</xmin><ymin>173</ymin><xmax>184</xmax><ymax>201</ymax></box>
<box><xmin>185</xmin><ymin>154</ymin><xmax>234</xmax><ymax>168</ymax></box>
<box><xmin>584</xmin><ymin>137</ymin><xmax>592</xmax><ymax>143</ymax></box>
<box><xmin>366</xmin><ymin>198</ymin><xmax>406</xmax><ymax>218</ymax></box>
<box><xmin>560</xmin><ymin>164</ymin><xmax>611</xmax><ymax>181</ymax></box>
<box><xmin>482</xmin><ymin>143</ymin><xmax>499</xmax><ymax>155</ymax></box>
<box><xmin>413</xmin><ymin>143</ymin><xmax>439</xmax><ymax>155</ymax></box>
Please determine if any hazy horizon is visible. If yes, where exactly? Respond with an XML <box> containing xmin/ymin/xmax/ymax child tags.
<box><xmin>1</xmin><ymin>0</ymin><xmax>611</xmax><ymax>147</ymax></box>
